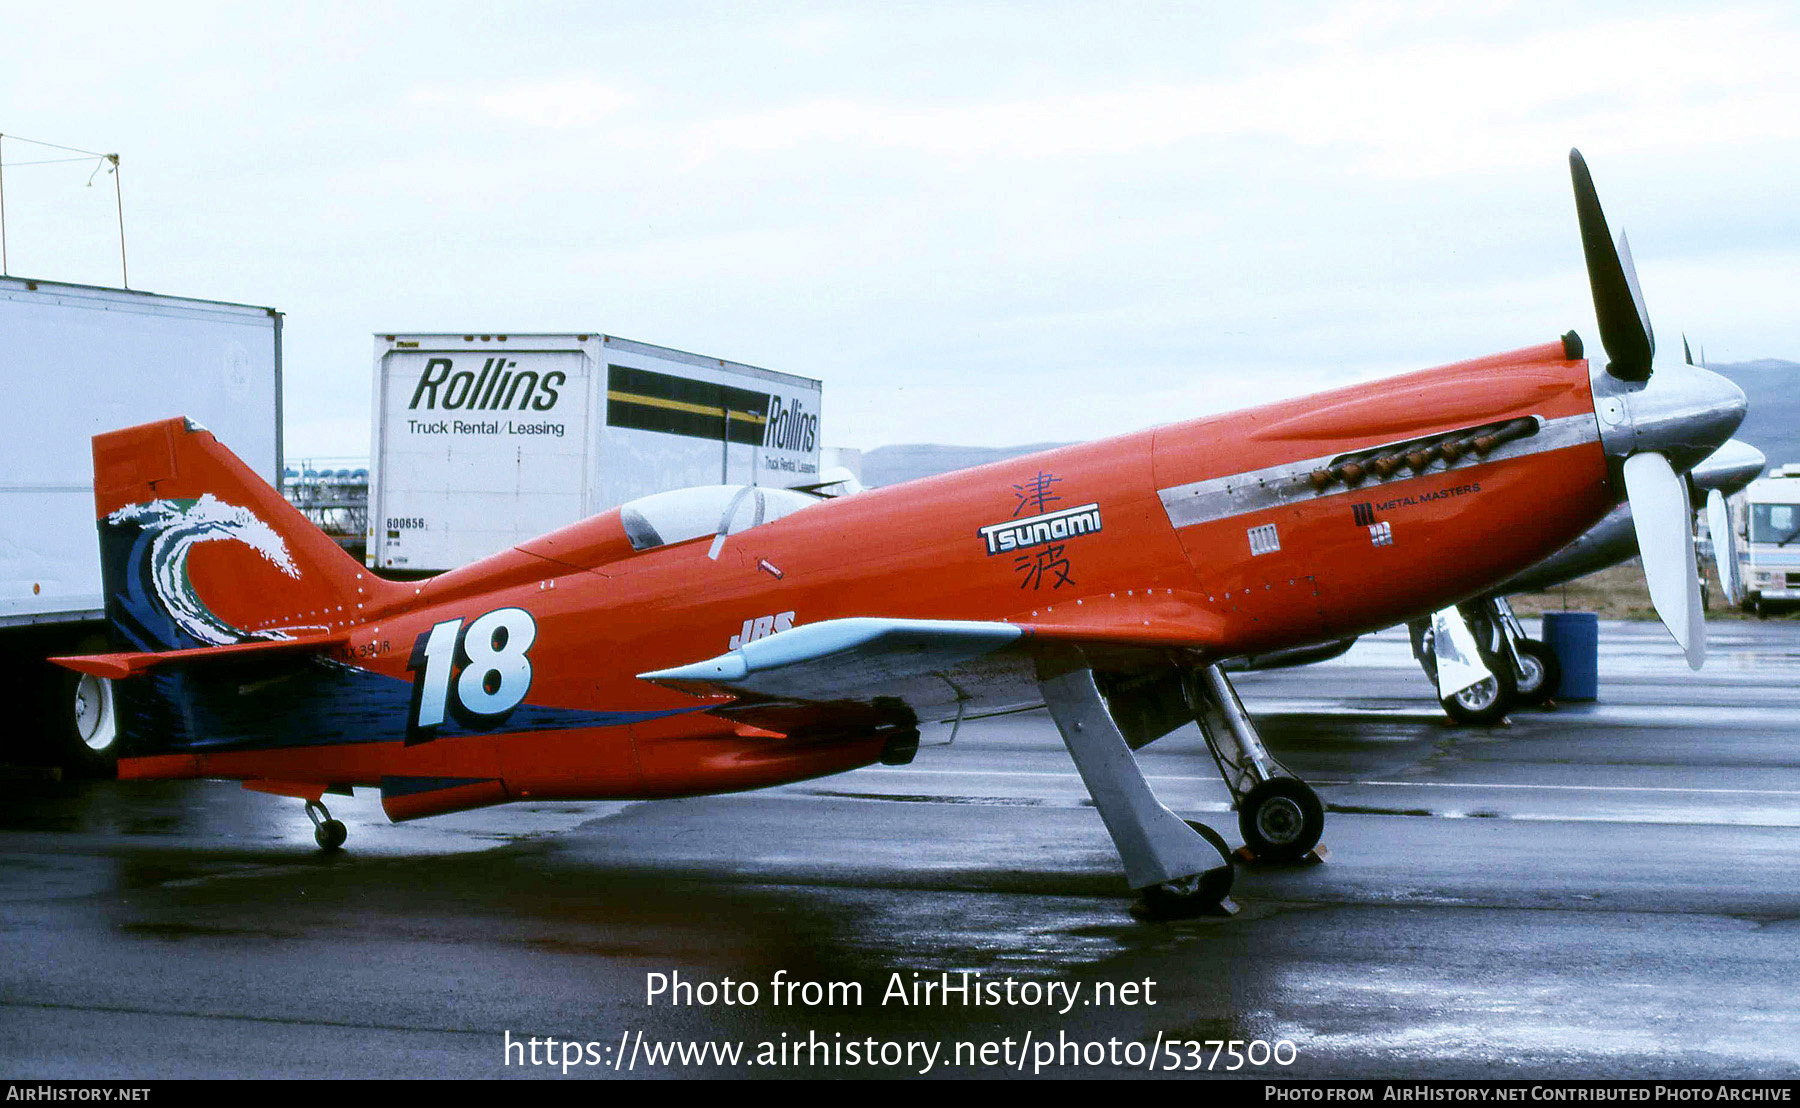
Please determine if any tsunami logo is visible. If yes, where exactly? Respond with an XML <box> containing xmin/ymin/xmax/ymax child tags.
<box><xmin>978</xmin><ymin>503</ymin><xmax>1104</xmax><ymax>556</ymax></box>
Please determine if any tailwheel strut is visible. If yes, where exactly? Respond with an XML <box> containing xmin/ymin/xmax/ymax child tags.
<box><xmin>1037</xmin><ymin>660</ymin><xmax>1236</xmax><ymax>920</ymax></box>
<box><xmin>1187</xmin><ymin>664</ymin><xmax>1326</xmax><ymax>864</ymax></box>
<box><xmin>305</xmin><ymin>799</ymin><xmax>348</xmax><ymax>852</ymax></box>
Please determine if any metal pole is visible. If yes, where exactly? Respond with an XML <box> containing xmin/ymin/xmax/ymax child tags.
<box><xmin>108</xmin><ymin>154</ymin><xmax>126</xmax><ymax>288</ymax></box>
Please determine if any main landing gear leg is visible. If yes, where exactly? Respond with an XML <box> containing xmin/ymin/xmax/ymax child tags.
<box><xmin>305</xmin><ymin>799</ymin><xmax>347</xmax><ymax>852</ymax></box>
<box><xmin>1187</xmin><ymin>664</ymin><xmax>1326</xmax><ymax>864</ymax></box>
<box><xmin>1411</xmin><ymin>606</ymin><xmax>1515</xmax><ymax>725</ymax></box>
<box><xmin>1486</xmin><ymin>597</ymin><xmax>1560</xmax><ymax>708</ymax></box>
<box><xmin>1037</xmin><ymin>663</ymin><xmax>1235</xmax><ymax>919</ymax></box>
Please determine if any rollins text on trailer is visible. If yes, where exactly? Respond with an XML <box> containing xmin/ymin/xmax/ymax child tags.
<box><xmin>367</xmin><ymin>333</ymin><xmax>822</xmax><ymax>574</ymax></box>
<box><xmin>0</xmin><ymin>276</ymin><xmax>280</xmax><ymax>772</ymax></box>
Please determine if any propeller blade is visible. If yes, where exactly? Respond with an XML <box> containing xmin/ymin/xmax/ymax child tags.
<box><xmin>1570</xmin><ymin>149</ymin><xmax>1655</xmax><ymax>381</ymax></box>
<box><xmin>1683</xmin><ymin>334</ymin><xmax>1694</xmax><ymax>366</ymax></box>
<box><xmin>1615</xmin><ymin>231</ymin><xmax>1655</xmax><ymax>361</ymax></box>
<box><xmin>1707</xmin><ymin>487</ymin><xmax>1742</xmax><ymax>607</ymax></box>
<box><xmin>1623</xmin><ymin>452</ymin><xmax>1705</xmax><ymax>669</ymax></box>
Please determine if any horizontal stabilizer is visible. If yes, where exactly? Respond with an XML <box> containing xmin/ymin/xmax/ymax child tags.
<box><xmin>51</xmin><ymin>633</ymin><xmax>350</xmax><ymax>680</ymax></box>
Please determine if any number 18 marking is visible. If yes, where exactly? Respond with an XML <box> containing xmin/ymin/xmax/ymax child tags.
<box><xmin>408</xmin><ymin>607</ymin><xmax>537</xmax><ymax>737</ymax></box>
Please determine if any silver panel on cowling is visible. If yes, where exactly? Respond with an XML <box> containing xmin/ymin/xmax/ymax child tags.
<box><xmin>1156</xmin><ymin>413</ymin><xmax>1602</xmax><ymax>531</ymax></box>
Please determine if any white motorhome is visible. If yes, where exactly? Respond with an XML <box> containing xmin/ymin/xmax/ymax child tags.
<box><xmin>368</xmin><ymin>333</ymin><xmax>822</xmax><ymax>573</ymax></box>
<box><xmin>0</xmin><ymin>276</ymin><xmax>282</xmax><ymax>770</ymax></box>
<box><xmin>1740</xmin><ymin>463</ymin><xmax>1800</xmax><ymax>613</ymax></box>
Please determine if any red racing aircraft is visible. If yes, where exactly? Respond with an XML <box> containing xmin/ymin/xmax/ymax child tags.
<box><xmin>56</xmin><ymin>151</ymin><xmax>1747</xmax><ymax>917</ymax></box>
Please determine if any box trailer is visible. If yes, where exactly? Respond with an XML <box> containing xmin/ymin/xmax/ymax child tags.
<box><xmin>0</xmin><ymin>276</ymin><xmax>282</xmax><ymax>771</ymax></box>
<box><xmin>368</xmin><ymin>333</ymin><xmax>822</xmax><ymax>573</ymax></box>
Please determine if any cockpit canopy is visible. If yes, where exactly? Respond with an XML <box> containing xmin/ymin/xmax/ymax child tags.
<box><xmin>619</xmin><ymin>484</ymin><xmax>821</xmax><ymax>552</ymax></box>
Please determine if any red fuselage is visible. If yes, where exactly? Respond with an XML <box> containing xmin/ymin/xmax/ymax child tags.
<box><xmin>121</xmin><ymin>341</ymin><xmax>1612</xmax><ymax>810</ymax></box>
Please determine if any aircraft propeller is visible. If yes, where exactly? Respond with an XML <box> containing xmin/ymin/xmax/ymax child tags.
<box><xmin>1622</xmin><ymin>451</ymin><xmax>1706</xmax><ymax>666</ymax></box>
<box><xmin>1570</xmin><ymin>149</ymin><xmax>1746</xmax><ymax>669</ymax></box>
<box><xmin>1706</xmin><ymin>487</ymin><xmax>1743</xmax><ymax>607</ymax></box>
<box><xmin>1682</xmin><ymin>340</ymin><xmax>1748</xmax><ymax>608</ymax></box>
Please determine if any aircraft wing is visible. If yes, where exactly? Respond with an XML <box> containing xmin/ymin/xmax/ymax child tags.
<box><xmin>638</xmin><ymin>611</ymin><xmax>1224</xmax><ymax>734</ymax></box>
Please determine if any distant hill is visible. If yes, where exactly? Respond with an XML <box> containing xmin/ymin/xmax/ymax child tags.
<box><xmin>1710</xmin><ymin>359</ymin><xmax>1800</xmax><ymax>471</ymax></box>
<box><xmin>861</xmin><ymin>442</ymin><xmax>1074</xmax><ymax>487</ymax></box>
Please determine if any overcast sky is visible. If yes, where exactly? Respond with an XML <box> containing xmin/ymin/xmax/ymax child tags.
<box><xmin>5</xmin><ymin>1</ymin><xmax>1797</xmax><ymax>462</ymax></box>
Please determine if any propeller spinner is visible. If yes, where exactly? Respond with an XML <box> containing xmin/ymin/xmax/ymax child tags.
<box><xmin>1570</xmin><ymin>149</ymin><xmax>1747</xmax><ymax>668</ymax></box>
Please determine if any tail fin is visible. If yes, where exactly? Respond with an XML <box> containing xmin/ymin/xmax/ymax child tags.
<box><xmin>94</xmin><ymin>417</ymin><xmax>403</xmax><ymax>651</ymax></box>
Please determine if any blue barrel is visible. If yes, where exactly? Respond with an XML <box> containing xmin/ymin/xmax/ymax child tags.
<box><xmin>1541</xmin><ymin>611</ymin><xmax>1599</xmax><ymax>701</ymax></box>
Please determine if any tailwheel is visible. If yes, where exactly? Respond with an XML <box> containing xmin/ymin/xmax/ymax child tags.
<box><xmin>315</xmin><ymin>821</ymin><xmax>347</xmax><ymax>851</ymax></box>
<box><xmin>1238</xmin><ymin>777</ymin><xmax>1324</xmax><ymax>863</ymax></box>
<box><xmin>1139</xmin><ymin>821</ymin><xmax>1236</xmax><ymax>920</ymax></box>
<box><xmin>1510</xmin><ymin>638</ymin><xmax>1561</xmax><ymax>707</ymax></box>
<box><xmin>305</xmin><ymin>800</ymin><xmax>347</xmax><ymax>852</ymax></box>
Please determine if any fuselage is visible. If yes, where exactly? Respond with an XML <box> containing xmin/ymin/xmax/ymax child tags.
<box><xmin>128</xmin><ymin>340</ymin><xmax>1616</xmax><ymax>808</ymax></box>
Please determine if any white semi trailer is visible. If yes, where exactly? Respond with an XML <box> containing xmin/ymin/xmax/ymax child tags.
<box><xmin>0</xmin><ymin>276</ymin><xmax>282</xmax><ymax>772</ymax></box>
<box><xmin>367</xmin><ymin>333</ymin><xmax>822</xmax><ymax>573</ymax></box>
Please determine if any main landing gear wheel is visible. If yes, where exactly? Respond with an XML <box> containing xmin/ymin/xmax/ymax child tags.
<box><xmin>1139</xmin><ymin>822</ymin><xmax>1236</xmax><ymax>920</ymax></box>
<box><xmin>1510</xmin><ymin>638</ymin><xmax>1561</xmax><ymax>707</ymax></box>
<box><xmin>305</xmin><ymin>800</ymin><xmax>347</xmax><ymax>852</ymax></box>
<box><xmin>1238</xmin><ymin>777</ymin><xmax>1324</xmax><ymax>862</ymax></box>
<box><xmin>1439</xmin><ymin>663</ymin><xmax>1516</xmax><ymax>726</ymax></box>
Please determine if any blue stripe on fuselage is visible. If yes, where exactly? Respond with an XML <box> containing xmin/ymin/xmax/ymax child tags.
<box><xmin>115</xmin><ymin>654</ymin><xmax>696</xmax><ymax>756</ymax></box>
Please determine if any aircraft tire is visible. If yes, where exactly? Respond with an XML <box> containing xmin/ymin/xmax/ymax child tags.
<box><xmin>1409</xmin><ymin>620</ymin><xmax>1437</xmax><ymax>683</ymax></box>
<box><xmin>1439</xmin><ymin>665</ymin><xmax>1515</xmax><ymax>726</ymax></box>
<box><xmin>46</xmin><ymin>635</ymin><xmax>118</xmax><ymax>778</ymax></box>
<box><xmin>1511</xmin><ymin>639</ymin><xmax>1561</xmax><ymax>707</ymax></box>
<box><xmin>1138</xmin><ymin>821</ymin><xmax>1234</xmax><ymax>920</ymax></box>
<box><xmin>1238</xmin><ymin>777</ymin><xmax>1324</xmax><ymax>862</ymax></box>
<box><xmin>314</xmin><ymin>820</ymin><xmax>347</xmax><ymax>852</ymax></box>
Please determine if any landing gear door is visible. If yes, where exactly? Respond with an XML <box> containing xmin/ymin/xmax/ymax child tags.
<box><xmin>1430</xmin><ymin>605</ymin><xmax>1493</xmax><ymax>698</ymax></box>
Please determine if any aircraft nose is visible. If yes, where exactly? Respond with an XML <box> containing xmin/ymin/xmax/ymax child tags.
<box><xmin>1599</xmin><ymin>363</ymin><xmax>1747</xmax><ymax>472</ymax></box>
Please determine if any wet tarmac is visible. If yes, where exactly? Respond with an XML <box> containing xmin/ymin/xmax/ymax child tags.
<box><xmin>4</xmin><ymin>620</ymin><xmax>1799</xmax><ymax>1079</ymax></box>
